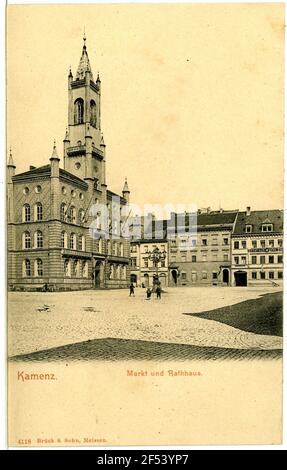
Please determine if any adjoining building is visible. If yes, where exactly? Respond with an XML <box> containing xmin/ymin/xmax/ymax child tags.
<box><xmin>231</xmin><ymin>207</ymin><xmax>283</xmax><ymax>286</ymax></box>
<box><xmin>130</xmin><ymin>219</ymin><xmax>168</xmax><ymax>288</ymax></box>
<box><xmin>7</xmin><ymin>37</ymin><xmax>130</xmax><ymax>291</ymax></box>
<box><xmin>168</xmin><ymin>209</ymin><xmax>238</xmax><ymax>286</ymax></box>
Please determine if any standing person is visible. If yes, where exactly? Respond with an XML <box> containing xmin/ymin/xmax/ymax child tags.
<box><xmin>146</xmin><ymin>287</ymin><xmax>152</xmax><ymax>300</ymax></box>
<box><xmin>156</xmin><ymin>285</ymin><xmax>162</xmax><ymax>299</ymax></box>
<box><xmin>129</xmin><ymin>283</ymin><xmax>135</xmax><ymax>296</ymax></box>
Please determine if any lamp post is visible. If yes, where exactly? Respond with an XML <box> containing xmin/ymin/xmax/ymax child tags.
<box><xmin>147</xmin><ymin>247</ymin><xmax>166</xmax><ymax>290</ymax></box>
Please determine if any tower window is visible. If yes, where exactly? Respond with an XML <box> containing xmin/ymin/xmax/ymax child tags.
<box><xmin>35</xmin><ymin>259</ymin><xmax>43</xmax><ymax>277</ymax></box>
<box><xmin>35</xmin><ymin>203</ymin><xmax>43</xmax><ymax>221</ymax></box>
<box><xmin>61</xmin><ymin>231</ymin><xmax>68</xmax><ymax>249</ymax></box>
<box><xmin>69</xmin><ymin>206</ymin><xmax>76</xmax><ymax>224</ymax></box>
<box><xmin>90</xmin><ymin>100</ymin><xmax>97</xmax><ymax>128</ymax></box>
<box><xmin>23</xmin><ymin>231</ymin><xmax>31</xmax><ymax>249</ymax></box>
<box><xmin>78</xmin><ymin>209</ymin><xmax>85</xmax><ymax>224</ymax></box>
<box><xmin>70</xmin><ymin>233</ymin><xmax>77</xmax><ymax>250</ymax></box>
<box><xmin>23</xmin><ymin>259</ymin><xmax>31</xmax><ymax>277</ymax></box>
<box><xmin>23</xmin><ymin>204</ymin><xmax>31</xmax><ymax>222</ymax></box>
<box><xmin>35</xmin><ymin>230</ymin><xmax>43</xmax><ymax>248</ymax></box>
<box><xmin>74</xmin><ymin>98</ymin><xmax>84</xmax><ymax>125</ymax></box>
<box><xmin>60</xmin><ymin>203</ymin><xmax>67</xmax><ymax>221</ymax></box>
<box><xmin>78</xmin><ymin>235</ymin><xmax>85</xmax><ymax>251</ymax></box>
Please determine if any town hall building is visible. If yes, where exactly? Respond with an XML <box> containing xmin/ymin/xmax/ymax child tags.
<box><xmin>7</xmin><ymin>36</ymin><xmax>131</xmax><ymax>291</ymax></box>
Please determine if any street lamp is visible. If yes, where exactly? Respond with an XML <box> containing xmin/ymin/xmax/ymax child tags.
<box><xmin>147</xmin><ymin>247</ymin><xmax>166</xmax><ymax>290</ymax></box>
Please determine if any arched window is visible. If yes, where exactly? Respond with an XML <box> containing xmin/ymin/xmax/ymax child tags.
<box><xmin>74</xmin><ymin>98</ymin><xmax>84</xmax><ymax>125</ymax></box>
<box><xmin>73</xmin><ymin>260</ymin><xmax>79</xmax><ymax>277</ymax></box>
<box><xmin>35</xmin><ymin>203</ymin><xmax>43</xmax><ymax>221</ymax></box>
<box><xmin>35</xmin><ymin>259</ymin><xmax>43</xmax><ymax>277</ymax></box>
<box><xmin>23</xmin><ymin>231</ymin><xmax>31</xmax><ymax>249</ymax></box>
<box><xmin>122</xmin><ymin>265</ymin><xmax>126</xmax><ymax>280</ymax></box>
<box><xmin>70</xmin><ymin>206</ymin><xmax>76</xmax><ymax>224</ymax></box>
<box><xmin>70</xmin><ymin>233</ymin><xmax>76</xmax><ymax>250</ymax></box>
<box><xmin>90</xmin><ymin>100</ymin><xmax>97</xmax><ymax>127</ymax></box>
<box><xmin>78</xmin><ymin>209</ymin><xmax>85</xmax><ymax>224</ymax></box>
<box><xmin>115</xmin><ymin>265</ymin><xmax>120</xmax><ymax>280</ymax></box>
<box><xmin>60</xmin><ymin>203</ymin><xmax>67</xmax><ymax>221</ymax></box>
<box><xmin>23</xmin><ymin>204</ymin><xmax>31</xmax><ymax>222</ymax></box>
<box><xmin>64</xmin><ymin>259</ymin><xmax>71</xmax><ymax>277</ymax></box>
<box><xmin>82</xmin><ymin>261</ymin><xmax>89</xmax><ymax>278</ymax></box>
<box><xmin>110</xmin><ymin>264</ymin><xmax>114</xmax><ymax>279</ymax></box>
<box><xmin>23</xmin><ymin>259</ymin><xmax>31</xmax><ymax>277</ymax></box>
<box><xmin>78</xmin><ymin>235</ymin><xmax>85</xmax><ymax>251</ymax></box>
<box><xmin>61</xmin><ymin>231</ymin><xmax>68</xmax><ymax>249</ymax></box>
<box><xmin>35</xmin><ymin>230</ymin><xmax>43</xmax><ymax>248</ymax></box>
<box><xmin>119</xmin><ymin>242</ymin><xmax>124</xmax><ymax>257</ymax></box>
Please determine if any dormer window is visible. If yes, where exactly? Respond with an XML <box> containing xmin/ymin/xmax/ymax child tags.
<box><xmin>245</xmin><ymin>225</ymin><xmax>252</xmax><ymax>233</ymax></box>
<box><xmin>262</xmin><ymin>224</ymin><xmax>273</xmax><ymax>232</ymax></box>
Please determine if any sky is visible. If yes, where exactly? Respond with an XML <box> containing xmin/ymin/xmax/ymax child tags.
<box><xmin>7</xmin><ymin>3</ymin><xmax>284</xmax><ymax>212</ymax></box>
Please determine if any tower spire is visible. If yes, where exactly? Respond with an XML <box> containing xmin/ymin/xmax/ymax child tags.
<box><xmin>50</xmin><ymin>139</ymin><xmax>60</xmax><ymax>161</ymax></box>
<box><xmin>7</xmin><ymin>147</ymin><xmax>15</xmax><ymax>168</ymax></box>
<box><xmin>123</xmin><ymin>177</ymin><xmax>130</xmax><ymax>193</ymax></box>
<box><xmin>76</xmin><ymin>32</ymin><xmax>94</xmax><ymax>81</ymax></box>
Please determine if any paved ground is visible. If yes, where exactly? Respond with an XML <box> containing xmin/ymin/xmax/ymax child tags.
<box><xmin>8</xmin><ymin>286</ymin><xmax>283</xmax><ymax>359</ymax></box>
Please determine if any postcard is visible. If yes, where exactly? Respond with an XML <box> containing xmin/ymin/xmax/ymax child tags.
<box><xmin>7</xmin><ymin>3</ymin><xmax>284</xmax><ymax>447</ymax></box>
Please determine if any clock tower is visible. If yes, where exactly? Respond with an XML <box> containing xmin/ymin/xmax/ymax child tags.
<box><xmin>63</xmin><ymin>34</ymin><xmax>106</xmax><ymax>188</ymax></box>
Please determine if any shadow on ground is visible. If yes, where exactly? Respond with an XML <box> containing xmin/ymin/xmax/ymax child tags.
<box><xmin>183</xmin><ymin>292</ymin><xmax>283</xmax><ymax>337</ymax></box>
<box><xmin>9</xmin><ymin>338</ymin><xmax>282</xmax><ymax>363</ymax></box>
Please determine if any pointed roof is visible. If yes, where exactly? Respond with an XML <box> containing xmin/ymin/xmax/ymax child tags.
<box><xmin>100</xmin><ymin>133</ymin><xmax>105</xmax><ymax>146</ymax></box>
<box><xmin>7</xmin><ymin>147</ymin><xmax>16</xmax><ymax>168</ymax></box>
<box><xmin>76</xmin><ymin>33</ymin><xmax>94</xmax><ymax>81</ymax></box>
<box><xmin>123</xmin><ymin>177</ymin><xmax>130</xmax><ymax>193</ymax></box>
<box><xmin>50</xmin><ymin>140</ymin><xmax>60</xmax><ymax>161</ymax></box>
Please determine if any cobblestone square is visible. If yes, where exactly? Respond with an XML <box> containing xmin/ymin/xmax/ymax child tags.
<box><xmin>8</xmin><ymin>286</ymin><xmax>283</xmax><ymax>359</ymax></box>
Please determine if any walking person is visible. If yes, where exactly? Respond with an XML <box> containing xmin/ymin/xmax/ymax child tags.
<box><xmin>146</xmin><ymin>287</ymin><xmax>152</xmax><ymax>300</ymax></box>
<box><xmin>156</xmin><ymin>285</ymin><xmax>162</xmax><ymax>299</ymax></box>
<box><xmin>129</xmin><ymin>283</ymin><xmax>135</xmax><ymax>296</ymax></box>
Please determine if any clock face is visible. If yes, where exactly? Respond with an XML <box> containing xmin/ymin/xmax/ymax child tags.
<box><xmin>75</xmin><ymin>162</ymin><xmax>81</xmax><ymax>170</ymax></box>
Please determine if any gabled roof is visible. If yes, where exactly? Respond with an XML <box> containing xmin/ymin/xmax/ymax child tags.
<box><xmin>107</xmin><ymin>189</ymin><xmax>127</xmax><ymax>205</ymax></box>
<box><xmin>12</xmin><ymin>164</ymin><xmax>88</xmax><ymax>190</ymax></box>
<box><xmin>233</xmin><ymin>210</ymin><xmax>283</xmax><ymax>235</ymax></box>
<box><xmin>12</xmin><ymin>164</ymin><xmax>51</xmax><ymax>180</ymax></box>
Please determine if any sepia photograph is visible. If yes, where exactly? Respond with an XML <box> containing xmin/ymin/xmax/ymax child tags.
<box><xmin>6</xmin><ymin>2</ymin><xmax>284</xmax><ymax>447</ymax></box>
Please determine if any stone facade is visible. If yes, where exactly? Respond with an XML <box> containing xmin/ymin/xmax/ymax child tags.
<box><xmin>168</xmin><ymin>210</ymin><xmax>237</xmax><ymax>287</ymax></box>
<box><xmin>130</xmin><ymin>208</ymin><xmax>283</xmax><ymax>288</ymax></box>
<box><xmin>7</xmin><ymin>38</ymin><xmax>130</xmax><ymax>291</ymax></box>
<box><xmin>231</xmin><ymin>208</ymin><xmax>284</xmax><ymax>287</ymax></box>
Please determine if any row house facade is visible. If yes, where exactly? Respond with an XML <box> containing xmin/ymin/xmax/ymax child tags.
<box><xmin>129</xmin><ymin>207</ymin><xmax>283</xmax><ymax>288</ymax></box>
<box><xmin>130</xmin><ymin>220</ymin><xmax>168</xmax><ymax>288</ymax></box>
<box><xmin>7</xmin><ymin>37</ymin><xmax>130</xmax><ymax>291</ymax></box>
<box><xmin>231</xmin><ymin>208</ymin><xmax>283</xmax><ymax>286</ymax></box>
<box><xmin>168</xmin><ymin>210</ymin><xmax>238</xmax><ymax>286</ymax></box>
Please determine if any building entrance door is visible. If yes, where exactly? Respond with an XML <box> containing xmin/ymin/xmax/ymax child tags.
<box><xmin>171</xmin><ymin>270</ymin><xmax>178</xmax><ymax>285</ymax></box>
<box><xmin>223</xmin><ymin>269</ymin><xmax>229</xmax><ymax>285</ymax></box>
<box><xmin>234</xmin><ymin>271</ymin><xmax>247</xmax><ymax>287</ymax></box>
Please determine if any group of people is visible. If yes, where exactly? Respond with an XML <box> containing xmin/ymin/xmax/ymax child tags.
<box><xmin>129</xmin><ymin>283</ymin><xmax>162</xmax><ymax>300</ymax></box>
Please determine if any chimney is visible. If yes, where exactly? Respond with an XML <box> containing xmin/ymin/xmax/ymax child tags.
<box><xmin>246</xmin><ymin>206</ymin><xmax>251</xmax><ymax>216</ymax></box>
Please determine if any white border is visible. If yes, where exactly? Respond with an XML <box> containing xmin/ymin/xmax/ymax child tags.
<box><xmin>2</xmin><ymin>0</ymin><xmax>286</xmax><ymax>451</ymax></box>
